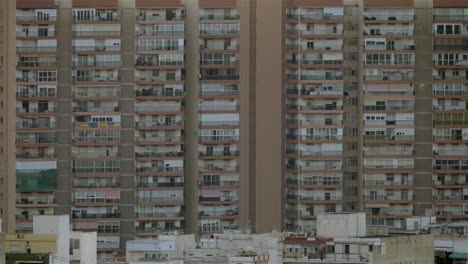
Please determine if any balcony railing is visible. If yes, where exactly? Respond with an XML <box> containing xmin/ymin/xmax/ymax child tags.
<box><xmin>433</xmin><ymin>90</ymin><xmax>468</xmax><ymax>96</ymax></box>
<box><xmin>363</xmin><ymin>30</ymin><xmax>414</xmax><ymax>36</ymax></box>
<box><xmin>137</xmin><ymin>14</ymin><xmax>184</xmax><ymax>21</ymax></box>
<box><xmin>286</xmin><ymin>164</ymin><xmax>342</xmax><ymax>171</ymax></box>
<box><xmin>286</xmin><ymin>44</ymin><xmax>343</xmax><ymax>50</ymax></box>
<box><xmin>135</xmin><ymin>151</ymin><xmax>183</xmax><ymax>158</ymax></box>
<box><xmin>364</xmin><ymin>60</ymin><xmax>415</xmax><ymax>66</ymax></box>
<box><xmin>364</xmin><ymin>105</ymin><xmax>414</xmax><ymax>111</ymax></box>
<box><xmin>16</xmin><ymin>122</ymin><xmax>55</xmax><ymax>129</ymax></box>
<box><xmin>73</xmin><ymin>31</ymin><xmax>121</xmax><ymax>37</ymax></box>
<box><xmin>200</xmin><ymin>15</ymin><xmax>240</xmax><ymax>20</ymax></box>
<box><xmin>199</xmin><ymin>121</ymin><xmax>239</xmax><ymax>126</ymax></box>
<box><xmin>16</xmin><ymin>136</ymin><xmax>56</xmax><ymax>144</ymax></box>
<box><xmin>73</xmin><ymin>121</ymin><xmax>120</xmax><ymax>128</ymax></box>
<box><xmin>434</xmin><ymin>15</ymin><xmax>468</xmax><ymax>21</ymax></box>
<box><xmin>199</xmin><ymin>196</ymin><xmax>239</xmax><ymax>202</ymax></box>
<box><xmin>201</xmin><ymin>181</ymin><xmax>239</xmax><ymax>187</ymax></box>
<box><xmin>72</xmin><ymin>212</ymin><xmax>120</xmax><ymax>219</ymax></box>
<box><xmin>135</xmin><ymin>136</ymin><xmax>182</xmax><ymax>142</ymax></box>
<box><xmin>287</xmin><ymin>59</ymin><xmax>343</xmax><ymax>66</ymax></box>
<box><xmin>200</xmin><ymin>60</ymin><xmax>239</xmax><ymax>66</ymax></box>
<box><xmin>286</xmin><ymin>119</ymin><xmax>343</xmax><ymax>126</ymax></box>
<box><xmin>199</xmin><ymin>105</ymin><xmax>239</xmax><ymax>111</ymax></box>
<box><xmin>433</xmin><ymin>165</ymin><xmax>468</xmax><ymax>171</ymax></box>
<box><xmin>200</xmin><ymin>44</ymin><xmax>240</xmax><ymax>50</ymax></box>
<box><xmin>200</xmin><ymin>29</ymin><xmax>240</xmax><ymax>35</ymax></box>
<box><xmin>363</xmin><ymin>15</ymin><xmax>415</xmax><ymax>21</ymax></box>
<box><xmin>135</xmin><ymin>227</ymin><xmax>183</xmax><ymax>233</ymax></box>
<box><xmin>73</xmin><ymin>46</ymin><xmax>121</xmax><ymax>52</ymax></box>
<box><xmin>73</xmin><ymin>137</ymin><xmax>120</xmax><ymax>143</ymax></box>
<box><xmin>434</xmin><ymin>45</ymin><xmax>468</xmax><ymax>51</ymax></box>
<box><xmin>286</xmin><ymin>14</ymin><xmax>344</xmax><ymax>20</ymax></box>
<box><xmin>136</xmin><ymin>182</ymin><xmax>183</xmax><ymax>188</ymax></box>
<box><xmin>73</xmin><ymin>15</ymin><xmax>119</xmax><ymax>22</ymax></box>
<box><xmin>364</xmin><ymin>75</ymin><xmax>414</xmax><ymax>81</ymax></box>
<box><xmin>97</xmin><ymin>243</ymin><xmax>120</xmax><ymax>249</ymax></box>
<box><xmin>287</xmin><ymin>104</ymin><xmax>343</xmax><ymax>111</ymax></box>
<box><xmin>364</xmin><ymin>149</ymin><xmax>414</xmax><ymax>155</ymax></box>
<box><xmin>72</xmin><ymin>167</ymin><xmax>120</xmax><ymax>173</ymax></box>
<box><xmin>135</xmin><ymin>76</ymin><xmax>183</xmax><ymax>82</ymax></box>
<box><xmin>16</xmin><ymin>31</ymin><xmax>56</xmax><ymax>37</ymax></box>
<box><xmin>136</xmin><ymin>197</ymin><xmax>183</xmax><ymax>203</ymax></box>
<box><xmin>363</xmin><ymin>135</ymin><xmax>414</xmax><ymax>141</ymax></box>
<box><xmin>73</xmin><ymin>198</ymin><xmax>120</xmax><ymax>204</ymax></box>
<box><xmin>135</xmin><ymin>105</ymin><xmax>181</xmax><ymax>112</ymax></box>
<box><xmin>199</xmin><ymin>150</ymin><xmax>239</xmax><ymax>157</ymax></box>
<box><xmin>363</xmin><ymin>194</ymin><xmax>413</xmax><ymax>201</ymax></box>
<box><xmin>285</xmin><ymin>179</ymin><xmax>342</xmax><ymax>186</ymax></box>
<box><xmin>286</xmin><ymin>149</ymin><xmax>342</xmax><ymax>156</ymax></box>
<box><xmin>200</xmin><ymin>90</ymin><xmax>239</xmax><ymax>96</ymax></box>
<box><xmin>73</xmin><ymin>90</ymin><xmax>121</xmax><ymax>97</ymax></box>
<box><xmin>16</xmin><ymin>77</ymin><xmax>57</xmax><ymax>83</ymax></box>
<box><xmin>137</xmin><ymin>45</ymin><xmax>184</xmax><ymax>51</ymax></box>
<box><xmin>136</xmin><ymin>121</ymin><xmax>183</xmax><ymax>127</ymax></box>
<box><xmin>434</xmin><ymin>76</ymin><xmax>468</xmax><ymax>81</ymax></box>
<box><xmin>72</xmin><ymin>76</ymin><xmax>119</xmax><ymax>82</ymax></box>
<box><xmin>286</xmin><ymin>134</ymin><xmax>343</xmax><ymax>141</ymax></box>
<box><xmin>16</xmin><ymin>199</ymin><xmax>56</xmax><ymax>205</ymax></box>
<box><xmin>199</xmin><ymin>165</ymin><xmax>239</xmax><ymax>172</ymax></box>
<box><xmin>73</xmin><ymin>106</ymin><xmax>119</xmax><ymax>113</ymax></box>
<box><xmin>16</xmin><ymin>16</ymin><xmax>57</xmax><ymax>22</ymax></box>
<box><xmin>200</xmin><ymin>75</ymin><xmax>239</xmax><ymax>80</ymax></box>
<box><xmin>365</xmin><ymin>44</ymin><xmax>415</xmax><ymax>51</ymax></box>
<box><xmin>135</xmin><ymin>212</ymin><xmax>182</xmax><ymax>218</ymax></box>
<box><xmin>364</xmin><ymin>164</ymin><xmax>414</xmax><ymax>169</ymax></box>
<box><xmin>16</xmin><ymin>92</ymin><xmax>56</xmax><ymax>98</ymax></box>
<box><xmin>136</xmin><ymin>90</ymin><xmax>183</xmax><ymax>97</ymax></box>
<box><xmin>286</xmin><ymin>194</ymin><xmax>343</xmax><ymax>201</ymax></box>
<box><xmin>435</xmin><ymin>210</ymin><xmax>465</xmax><ymax>216</ymax></box>
<box><xmin>136</xmin><ymin>60</ymin><xmax>184</xmax><ymax>67</ymax></box>
<box><xmin>136</xmin><ymin>166</ymin><xmax>184</xmax><ymax>173</ymax></box>
<box><xmin>136</xmin><ymin>30</ymin><xmax>184</xmax><ymax>36</ymax></box>
<box><xmin>199</xmin><ymin>210</ymin><xmax>239</xmax><ymax>217</ymax></box>
<box><xmin>73</xmin><ymin>61</ymin><xmax>121</xmax><ymax>67</ymax></box>
<box><xmin>72</xmin><ymin>182</ymin><xmax>120</xmax><ymax>188</ymax></box>
<box><xmin>433</xmin><ymin>194</ymin><xmax>467</xmax><ymax>201</ymax></box>
<box><xmin>199</xmin><ymin>225</ymin><xmax>239</xmax><ymax>232</ymax></box>
<box><xmin>199</xmin><ymin>135</ymin><xmax>239</xmax><ymax>141</ymax></box>
<box><xmin>287</xmin><ymin>74</ymin><xmax>343</xmax><ymax>81</ymax></box>
<box><xmin>16</xmin><ymin>46</ymin><xmax>57</xmax><ymax>52</ymax></box>
<box><xmin>286</xmin><ymin>29</ymin><xmax>343</xmax><ymax>35</ymax></box>
<box><xmin>73</xmin><ymin>152</ymin><xmax>118</xmax><ymax>158</ymax></box>
<box><xmin>16</xmin><ymin>153</ymin><xmax>56</xmax><ymax>159</ymax></box>
<box><xmin>17</xmin><ymin>62</ymin><xmax>57</xmax><ymax>67</ymax></box>
<box><xmin>363</xmin><ymin>180</ymin><xmax>413</xmax><ymax>186</ymax></box>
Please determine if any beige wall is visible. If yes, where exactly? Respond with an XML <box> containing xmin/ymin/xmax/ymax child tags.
<box><xmin>374</xmin><ymin>235</ymin><xmax>434</xmax><ymax>264</ymax></box>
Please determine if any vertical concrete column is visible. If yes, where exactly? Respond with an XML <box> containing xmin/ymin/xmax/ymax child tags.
<box><xmin>184</xmin><ymin>0</ymin><xmax>200</xmax><ymax>236</ymax></box>
<box><xmin>238</xmin><ymin>0</ymin><xmax>256</xmax><ymax>230</ymax></box>
<box><xmin>118</xmin><ymin>1</ymin><xmax>137</xmax><ymax>248</ymax></box>
<box><xmin>414</xmin><ymin>0</ymin><xmax>434</xmax><ymax>216</ymax></box>
<box><xmin>342</xmin><ymin>0</ymin><xmax>363</xmax><ymax>213</ymax></box>
<box><xmin>55</xmin><ymin>6</ymin><xmax>73</xmax><ymax>216</ymax></box>
<box><xmin>0</xmin><ymin>0</ymin><xmax>17</xmax><ymax>233</ymax></box>
<box><xmin>254</xmin><ymin>0</ymin><xmax>283</xmax><ymax>233</ymax></box>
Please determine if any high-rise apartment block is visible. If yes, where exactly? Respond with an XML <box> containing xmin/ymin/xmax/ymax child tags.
<box><xmin>2</xmin><ymin>0</ymin><xmax>468</xmax><ymax>260</ymax></box>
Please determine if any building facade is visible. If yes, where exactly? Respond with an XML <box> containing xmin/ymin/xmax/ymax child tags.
<box><xmin>7</xmin><ymin>0</ymin><xmax>468</xmax><ymax>260</ymax></box>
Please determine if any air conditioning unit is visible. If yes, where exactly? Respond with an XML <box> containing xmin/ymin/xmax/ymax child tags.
<box><xmin>17</xmin><ymin>233</ymin><xmax>24</xmax><ymax>239</ymax></box>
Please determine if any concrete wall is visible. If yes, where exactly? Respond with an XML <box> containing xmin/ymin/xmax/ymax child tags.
<box><xmin>374</xmin><ymin>234</ymin><xmax>434</xmax><ymax>264</ymax></box>
<box><xmin>33</xmin><ymin>215</ymin><xmax>70</xmax><ymax>264</ymax></box>
<box><xmin>317</xmin><ymin>213</ymin><xmax>366</xmax><ymax>238</ymax></box>
<box><xmin>80</xmin><ymin>232</ymin><xmax>97</xmax><ymax>264</ymax></box>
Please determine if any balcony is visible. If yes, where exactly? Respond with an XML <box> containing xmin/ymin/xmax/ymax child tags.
<box><xmin>73</xmin><ymin>31</ymin><xmax>121</xmax><ymax>37</ymax></box>
<box><xmin>199</xmin><ymin>150</ymin><xmax>239</xmax><ymax>157</ymax></box>
<box><xmin>137</xmin><ymin>13</ymin><xmax>184</xmax><ymax>22</ymax></box>
<box><xmin>73</xmin><ymin>15</ymin><xmax>119</xmax><ymax>22</ymax></box>
<box><xmin>16</xmin><ymin>31</ymin><xmax>56</xmax><ymax>37</ymax></box>
<box><xmin>73</xmin><ymin>121</ymin><xmax>120</xmax><ymax>128</ymax></box>
<box><xmin>363</xmin><ymin>30</ymin><xmax>414</xmax><ymax>36</ymax></box>
<box><xmin>286</xmin><ymin>14</ymin><xmax>343</xmax><ymax>20</ymax></box>
<box><xmin>286</xmin><ymin>164</ymin><xmax>342</xmax><ymax>171</ymax></box>
<box><xmin>286</xmin><ymin>29</ymin><xmax>343</xmax><ymax>35</ymax></box>
<box><xmin>363</xmin><ymin>15</ymin><xmax>415</xmax><ymax>21</ymax></box>
<box><xmin>286</xmin><ymin>59</ymin><xmax>343</xmax><ymax>66</ymax></box>
<box><xmin>16</xmin><ymin>91</ymin><xmax>56</xmax><ymax>98</ymax></box>
<box><xmin>200</xmin><ymin>225</ymin><xmax>238</xmax><ymax>232</ymax></box>
<box><xmin>200</xmin><ymin>29</ymin><xmax>240</xmax><ymax>36</ymax></box>
<box><xmin>200</xmin><ymin>59</ymin><xmax>239</xmax><ymax>66</ymax></box>
<box><xmin>73</xmin><ymin>90</ymin><xmax>121</xmax><ymax>97</ymax></box>
<box><xmin>135</xmin><ymin>227</ymin><xmax>183</xmax><ymax>233</ymax></box>
<box><xmin>135</xmin><ymin>151</ymin><xmax>183</xmax><ymax>158</ymax></box>
<box><xmin>73</xmin><ymin>152</ymin><xmax>118</xmax><ymax>158</ymax></box>
<box><xmin>16</xmin><ymin>135</ymin><xmax>56</xmax><ymax>144</ymax></box>
<box><xmin>97</xmin><ymin>242</ymin><xmax>120</xmax><ymax>249</ymax></box>
<box><xmin>199</xmin><ymin>196</ymin><xmax>239</xmax><ymax>202</ymax></box>
<box><xmin>72</xmin><ymin>76</ymin><xmax>119</xmax><ymax>82</ymax></box>
<box><xmin>363</xmin><ymin>105</ymin><xmax>414</xmax><ymax>111</ymax></box>
<box><xmin>366</xmin><ymin>209</ymin><xmax>413</xmax><ymax>216</ymax></box>
<box><xmin>136</xmin><ymin>197</ymin><xmax>183</xmax><ymax>203</ymax></box>
<box><xmin>16</xmin><ymin>152</ymin><xmax>56</xmax><ymax>159</ymax></box>
<box><xmin>200</xmin><ymin>74</ymin><xmax>239</xmax><ymax>81</ymax></box>
<box><xmin>433</xmin><ymin>90</ymin><xmax>468</xmax><ymax>96</ymax></box>
<box><xmin>286</xmin><ymin>134</ymin><xmax>343</xmax><ymax>141</ymax></box>
<box><xmin>433</xmin><ymin>165</ymin><xmax>468</xmax><ymax>171</ymax></box>
<box><xmin>73</xmin><ymin>46</ymin><xmax>121</xmax><ymax>52</ymax></box>
<box><xmin>434</xmin><ymin>135</ymin><xmax>468</xmax><ymax>142</ymax></box>
<box><xmin>434</xmin><ymin>76</ymin><xmax>468</xmax><ymax>81</ymax></box>
<box><xmin>285</xmin><ymin>179</ymin><xmax>341</xmax><ymax>186</ymax></box>
<box><xmin>365</xmin><ymin>44</ymin><xmax>414</xmax><ymax>51</ymax></box>
<box><xmin>136</xmin><ymin>121</ymin><xmax>182</xmax><ymax>128</ymax></box>
<box><xmin>363</xmin><ymin>180</ymin><xmax>413</xmax><ymax>186</ymax></box>
<box><xmin>137</xmin><ymin>45</ymin><xmax>184</xmax><ymax>52</ymax></box>
<box><xmin>199</xmin><ymin>165</ymin><xmax>239</xmax><ymax>172</ymax></box>
<box><xmin>200</xmin><ymin>44</ymin><xmax>240</xmax><ymax>51</ymax></box>
<box><xmin>136</xmin><ymin>182</ymin><xmax>183</xmax><ymax>188</ymax></box>
<box><xmin>17</xmin><ymin>61</ymin><xmax>57</xmax><ymax>67</ymax></box>
<box><xmin>286</xmin><ymin>119</ymin><xmax>343</xmax><ymax>126</ymax></box>
<box><xmin>199</xmin><ymin>210</ymin><xmax>239</xmax><ymax>217</ymax></box>
<box><xmin>135</xmin><ymin>75</ymin><xmax>183</xmax><ymax>82</ymax></box>
<box><xmin>364</xmin><ymin>164</ymin><xmax>414</xmax><ymax>169</ymax></box>
<box><xmin>364</xmin><ymin>60</ymin><xmax>415</xmax><ymax>66</ymax></box>
<box><xmin>287</xmin><ymin>74</ymin><xmax>343</xmax><ymax>81</ymax></box>
<box><xmin>364</xmin><ymin>75</ymin><xmax>414</xmax><ymax>81</ymax></box>
<box><xmin>286</xmin><ymin>149</ymin><xmax>342</xmax><ymax>156</ymax></box>
<box><xmin>136</xmin><ymin>89</ymin><xmax>183</xmax><ymax>97</ymax></box>
<box><xmin>287</xmin><ymin>104</ymin><xmax>343</xmax><ymax>111</ymax></box>
<box><xmin>363</xmin><ymin>194</ymin><xmax>413</xmax><ymax>201</ymax></box>
<box><xmin>199</xmin><ymin>121</ymin><xmax>239</xmax><ymax>126</ymax></box>
<box><xmin>16</xmin><ymin>16</ymin><xmax>57</xmax><ymax>22</ymax></box>
<box><xmin>200</xmin><ymin>90</ymin><xmax>239</xmax><ymax>96</ymax></box>
<box><xmin>73</xmin><ymin>198</ymin><xmax>120</xmax><ymax>204</ymax></box>
<box><xmin>434</xmin><ymin>15</ymin><xmax>468</xmax><ymax>21</ymax></box>
<box><xmin>286</xmin><ymin>194</ymin><xmax>343</xmax><ymax>201</ymax></box>
<box><xmin>135</xmin><ymin>212</ymin><xmax>182</xmax><ymax>218</ymax></box>
<box><xmin>364</xmin><ymin>120</ymin><xmax>413</xmax><ymax>126</ymax></box>
<box><xmin>434</xmin><ymin>45</ymin><xmax>468</xmax><ymax>51</ymax></box>
<box><xmin>72</xmin><ymin>167</ymin><xmax>120</xmax><ymax>174</ymax></box>
<box><xmin>135</xmin><ymin>105</ymin><xmax>182</xmax><ymax>112</ymax></box>
<box><xmin>16</xmin><ymin>198</ymin><xmax>56</xmax><ymax>205</ymax></box>
<box><xmin>136</xmin><ymin>60</ymin><xmax>184</xmax><ymax>67</ymax></box>
<box><xmin>200</xmin><ymin>15</ymin><xmax>240</xmax><ymax>20</ymax></box>
<box><xmin>199</xmin><ymin>135</ymin><xmax>239</xmax><ymax>141</ymax></box>
<box><xmin>199</xmin><ymin>105</ymin><xmax>239</xmax><ymax>111</ymax></box>
<box><xmin>73</xmin><ymin>106</ymin><xmax>119</xmax><ymax>113</ymax></box>
<box><xmin>16</xmin><ymin>121</ymin><xmax>55</xmax><ymax>129</ymax></box>
<box><xmin>16</xmin><ymin>46</ymin><xmax>57</xmax><ymax>52</ymax></box>
<box><xmin>72</xmin><ymin>212</ymin><xmax>120</xmax><ymax>219</ymax></box>
<box><xmin>135</xmin><ymin>136</ymin><xmax>182</xmax><ymax>143</ymax></box>
<box><xmin>73</xmin><ymin>61</ymin><xmax>121</xmax><ymax>67</ymax></box>
<box><xmin>136</xmin><ymin>166</ymin><xmax>183</xmax><ymax>173</ymax></box>
<box><xmin>433</xmin><ymin>194</ymin><xmax>468</xmax><ymax>201</ymax></box>
<box><xmin>201</xmin><ymin>181</ymin><xmax>239</xmax><ymax>187</ymax></box>
<box><xmin>136</xmin><ymin>30</ymin><xmax>184</xmax><ymax>36</ymax></box>
<box><xmin>364</xmin><ymin>149</ymin><xmax>414</xmax><ymax>156</ymax></box>
<box><xmin>16</xmin><ymin>76</ymin><xmax>57</xmax><ymax>83</ymax></box>
<box><xmin>73</xmin><ymin>182</ymin><xmax>120</xmax><ymax>188</ymax></box>
<box><xmin>286</xmin><ymin>44</ymin><xmax>343</xmax><ymax>50</ymax></box>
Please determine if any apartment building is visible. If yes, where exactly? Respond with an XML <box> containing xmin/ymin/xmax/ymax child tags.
<box><xmin>6</xmin><ymin>0</ymin><xmax>468</xmax><ymax>260</ymax></box>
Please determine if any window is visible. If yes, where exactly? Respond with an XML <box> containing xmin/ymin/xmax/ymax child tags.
<box><xmin>345</xmin><ymin>245</ymin><xmax>350</xmax><ymax>254</ymax></box>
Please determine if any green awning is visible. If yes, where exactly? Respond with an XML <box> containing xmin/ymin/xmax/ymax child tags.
<box><xmin>449</xmin><ymin>252</ymin><xmax>468</xmax><ymax>259</ymax></box>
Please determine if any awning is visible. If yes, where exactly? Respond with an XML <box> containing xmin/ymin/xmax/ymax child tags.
<box><xmin>449</xmin><ymin>252</ymin><xmax>468</xmax><ymax>259</ymax></box>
